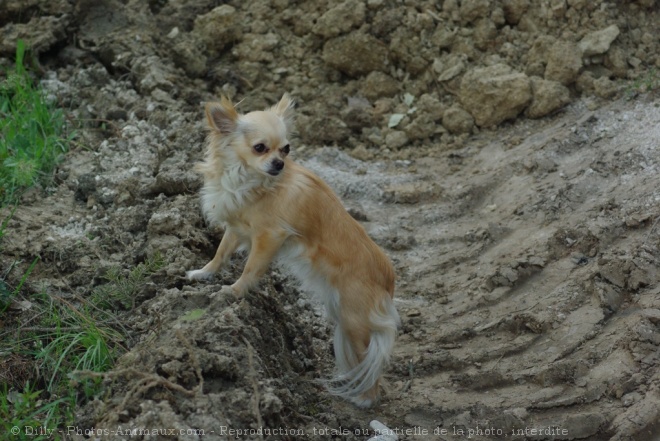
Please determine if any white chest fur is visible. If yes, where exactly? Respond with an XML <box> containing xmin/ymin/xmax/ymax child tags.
<box><xmin>199</xmin><ymin>163</ymin><xmax>272</xmax><ymax>225</ymax></box>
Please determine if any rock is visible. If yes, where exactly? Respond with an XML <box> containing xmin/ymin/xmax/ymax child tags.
<box><xmin>148</xmin><ymin>169</ymin><xmax>201</xmax><ymax>196</ymax></box>
<box><xmin>527</xmin><ymin>35</ymin><xmax>556</xmax><ymax>67</ymax></box>
<box><xmin>432</xmin><ymin>27</ymin><xmax>457</xmax><ymax>49</ymax></box>
<box><xmin>297</xmin><ymin>114</ymin><xmax>351</xmax><ymax>145</ymax></box>
<box><xmin>371</xmin><ymin>7</ymin><xmax>404</xmax><ymax>39</ymax></box>
<box><xmin>459</xmin><ymin>0</ymin><xmax>490</xmax><ymax>24</ymax></box>
<box><xmin>621</xmin><ymin>392</ymin><xmax>642</xmax><ymax>407</ymax></box>
<box><xmin>232</xmin><ymin>33</ymin><xmax>280</xmax><ymax>62</ymax></box>
<box><xmin>502</xmin><ymin>0</ymin><xmax>529</xmax><ymax>25</ymax></box>
<box><xmin>347</xmin><ymin>206</ymin><xmax>369</xmax><ymax>221</ymax></box>
<box><xmin>341</xmin><ymin>100</ymin><xmax>375</xmax><ymax>133</ymax></box>
<box><xmin>415</xmin><ymin>94</ymin><xmax>445</xmax><ymax>121</ymax></box>
<box><xmin>459</xmin><ymin>63</ymin><xmax>532</xmax><ymax>127</ymax></box>
<box><xmin>0</xmin><ymin>16</ymin><xmax>69</xmax><ymax>55</ymax></box>
<box><xmin>593</xmin><ymin>76</ymin><xmax>617</xmax><ymax>99</ymax></box>
<box><xmin>628</xmin><ymin>56</ymin><xmax>642</xmax><ymax>68</ymax></box>
<box><xmin>575</xmin><ymin>71</ymin><xmax>595</xmax><ymax>93</ymax></box>
<box><xmin>384</xmin><ymin>182</ymin><xmax>430</xmax><ymax>204</ymax></box>
<box><xmin>550</xmin><ymin>0</ymin><xmax>567</xmax><ymax>17</ymax></box>
<box><xmin>474</xmin><ymin>19</ymin><xmax>497</xmax><ymax>50</ymax></box>
<box><xmin>74</xmin><ymin>173</ymin><xmax>97</xmax><ymax>203</ymax></box>
<box><xmin>260</xmin><ymin>391</ymin><xmax>283</xmax><ymax>415</ymax></box>
<box><xmin>567</xmin><ymin>0</ymin><xmax>587</xmax><ymax>9</ymax></box>
<box><xmin>641</xmin><ymin>309</ymin><xmax>660</xmax><ymax>324</ymax></box>
<box><xmin>559</xmin><ymin>412</ymin><xmax>606</xmax><ymax>439</ymax></box>
<box><xmin>105</xmin><ymin>107</ymin><xmax>128</xmax><ymax>121</ymax></box>
<box><xmin>599</xmin><ymin>262</ymin><xmax>626</xmax><ymax>289</ymax></box>
<box><xmin>313</xmin><ymin>0</ymin><xmax>366</xmax><ymax>39</ymax></box>
<box><xmin>132</xmin><ymin>56</ymin><xmax>175</xmax><ymax>92</ymax></box>
<box><xmin>442</xmin><ymin>105</ymin><xmax>474</xmax><ymax>134</ymax></box>
<box><xmin>171</xmin><ymin>36</ymin><xmax>208</xmax><ymax>77</ymax></box>
<box><xmin>147</xmin><ymin>209</ymin><xmax>184</xmax><ymax>236</ymax></box>
<box><xmin>385</xmin><ymin>131</ymin><xmax>409</xmax><ymax>150</ymax></box>
<box><xmin>526</xmin><ymin>77</ymin><xmax>571</xmax><ymax>118</ymax></box>
<box><xmin>405</xmin><ymin>113</ymin><xmax>439</xmax><ymax>140</ymax></box>
<box><xmin>451</xmin><ymin>36</ymin><xmax>478</xmax><ymax>60</ymax></box>
<box><xmin>390</xmin><ymin>27</ymin><xmax>431</xmax><ymax>75</ymax></box>
<box><xmin>491</xmin><ymin>6</ymin><xmax>506</xmax><ymax>26</ymax></box>
<box><xmin>545</xmin><ymin>40</ymin><xmax>583</xmax><ymax>85</ymax></box>
<box><xmin>360</xmin><ymin>72</ymin><xmax>400</xmax><ymax>100</ymax></box>
<box><xmin>604</xmin><ymin>46</ymin><xmax>629</xmax><ymax>78</ymax></box>
<box><xmin>628</xmin><ymin>265</ymin><xmax>651</xmax><ymax>291</ymax></box>
<box><xmin>192</xmin><ymin>5</ymin><xmax>242</xmax><ymax>55</ymax></box>
<box><xmin>369</xmin><ymin>420</ymin><xmax>398</xmax><ymax>441</ymax></box>
<box><xmin>579</xmin><ymin>25</ymin><xmax>620</xmax><ymax>57</ymax></box>
<box><xmin>434</xmin><ymin>53</ymin><xmax>467</xmax><ymax>82</ymax></box>
<box><xmin>594</xmin><ymin>280</ymin><xmax>624</xmax><ymax>312</ymax></box>
<box><xmin>323</xmin><ymin>32</ymin><xmax>389</xmax><ymax>77</ymax></box>
<box><xmin>382</xmin><ymin>234</ymin><xmax>417</xmax><ymax>250</ymax></box>
<box><xmin>526</xmin><ymin>61</ymin><xmax>545</xmax><ymax>77</ymax></box>
<box><xmin>406</xmin><ymin>308</ymin><xmax>421</xmax><ymax>317</ymax></box>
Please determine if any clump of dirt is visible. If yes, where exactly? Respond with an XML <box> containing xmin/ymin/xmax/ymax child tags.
<box><xmin>76</xmin><ymin>279</ymin><xmax>334</xmax><ymax>439</ymax></box>
<box><xmin>1</xmin><ymin>0</ymin><xmax>660</xmax><ymax>440</ymax></box>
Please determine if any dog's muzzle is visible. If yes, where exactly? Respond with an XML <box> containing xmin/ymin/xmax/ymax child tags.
<box><xmin>268</xmin><ymin>159</ymin><xmax>285</xmax><ymax>176</ymax></box>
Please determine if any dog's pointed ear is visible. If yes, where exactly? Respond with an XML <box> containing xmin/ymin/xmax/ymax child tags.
<box><xmin>273</xmin><ymin>93</ymin><xmax>295</xmax><ymax>132</ymax></box>
<box><xmin>205</xmin><ymin>96</ymin><xmax>239</xmax><ymax>134</ymax></box>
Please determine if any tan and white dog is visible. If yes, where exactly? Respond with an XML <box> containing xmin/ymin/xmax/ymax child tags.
<box><xmin>186</xmin><ymin>94</ymin><xmax>399</xmax><ymax>407</ymax></box>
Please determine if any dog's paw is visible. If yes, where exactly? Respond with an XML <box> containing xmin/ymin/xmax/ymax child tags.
<box><xmin>210</xmin><ymin>284</ymin><xmax>240</xmax><ymax>300</ymax></box>
<box><xmin>219</xmin><ymin>285</ymin><xmax>236</xmax><ymax>295</ymax></box>
<box><xmin>186</xmin><ymin>269</ymin><xmax>215</xmax><ymax>281</ymax></box>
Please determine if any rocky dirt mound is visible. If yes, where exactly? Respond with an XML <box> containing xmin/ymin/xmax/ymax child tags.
<box><xmin>1</xmin><ymin>0</ymin><xmax>659</xmax><ymax>440</ymax></box>
<box><xmin>3</xmin><ymin>0</ymin><xmax>657</xmax><ymax>153</ymax></box>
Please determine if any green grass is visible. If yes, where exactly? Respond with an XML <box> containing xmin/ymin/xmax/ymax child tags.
<box><xmin>0</xmin><ymin>383</ymin><xmax>71</xmax><ymax>441</ymax></box>
<box><xmin>626</xmin><ymin>68</ymin><xmax>659</xmax><ymax>100</ymax></box>
<box><xmin>0</xmin><ymin>254</ymin><xmax>163</xmax><ymax>439</ymax></box>
<box><xmin>0</xmin><ymin>209</ymin><xmax>13</xmax><ymax>309</ymax></box>
<box><xmin>0</xmin><ymin>40</ymin><xmax>82</xmax><ymax>440</ymax></box>
<box><xmin>0</xmin><ymin>290</ymin><xmax>116</xmax><ymax>439</ymax></box>
<box><xmin>0</xmin><ymin>40</ymin><xmax>72</xmax><ymax>204</ymax></box>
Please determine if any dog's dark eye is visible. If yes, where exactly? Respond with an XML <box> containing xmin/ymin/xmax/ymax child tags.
<box><xmin>281</xmin><ymin>144</ymin><xmax>290</xmax><ymax>155</ymax></box>
<box><xmin>253</xmin><ymin>143</ymin><xmax>267</xmax><ymax>153</ymax></box>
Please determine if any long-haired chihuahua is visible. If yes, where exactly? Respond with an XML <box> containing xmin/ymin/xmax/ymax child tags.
<box><xmin>186</xmin><ymin>94</ymin><xmax>400</xmax><ymax>407</ymax></box>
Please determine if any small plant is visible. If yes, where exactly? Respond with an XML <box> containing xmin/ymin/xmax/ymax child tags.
<box><xmin>0</xmin><ymin>40</ymin><xmax>73</xmax><ymax>204</ymax></box>
<box><xmin>91</xmin><ymin>253</ymin><xmax>164</xmax><ymax>309</ymax></box>
<box><xmin>0</xmin><ymin>383</ymin><xmax>71</xmax><ymax>441</ymax></box>
<box><xmin>625</xmin><ymin>68</ymin><xmax>659</xmax><ymax>100</ymax></box>
<box><xmin>0</xmin><ymin>257</ymin><xmax>38</xmax><ymax>314</ymax></box>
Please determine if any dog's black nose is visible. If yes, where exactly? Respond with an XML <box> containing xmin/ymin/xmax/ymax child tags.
<box><xmin>268</xmin><ymin>159</ymin><xmax>285</xmax><ymax>176</ymax></box>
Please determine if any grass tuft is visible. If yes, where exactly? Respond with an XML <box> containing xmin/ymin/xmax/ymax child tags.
<box><xmin>0</xmin><ymin>40</ymin><xmax>73</xmax><ymax>204</ymax></box>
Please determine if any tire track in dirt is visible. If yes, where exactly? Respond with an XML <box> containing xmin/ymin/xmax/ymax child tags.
<box><xmin>313</xmin><ymin>98</ymin><xmax>660</xmax><ymax>441</ymax></box>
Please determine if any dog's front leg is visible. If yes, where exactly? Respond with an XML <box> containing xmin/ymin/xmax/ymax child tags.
<box><xmin>228</xmin><ymin>231</ymin><xmax>286</xmax><ymax>296</ymax></box>
<box><xmin>187</xmin><ymin>229</ymin><xmax>240</xmax><ymax>281</ymax></box>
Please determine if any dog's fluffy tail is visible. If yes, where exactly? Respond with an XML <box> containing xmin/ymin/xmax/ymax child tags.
<box><xmin>325</xmin><ymin>298</ymin><xmax>400</xmax><ymax>408</ymax></box>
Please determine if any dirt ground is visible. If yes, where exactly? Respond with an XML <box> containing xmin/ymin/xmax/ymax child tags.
<box><xmin>1</xmin><ymin>0</ymin><xmax>659</xmax><ymax>440</ymax></box>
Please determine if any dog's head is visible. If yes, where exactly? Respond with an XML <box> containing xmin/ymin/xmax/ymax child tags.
<box><xmin>205</xmin><ymin>94</ymin><xmax>295</xmax><ymax>177</ymax></box>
